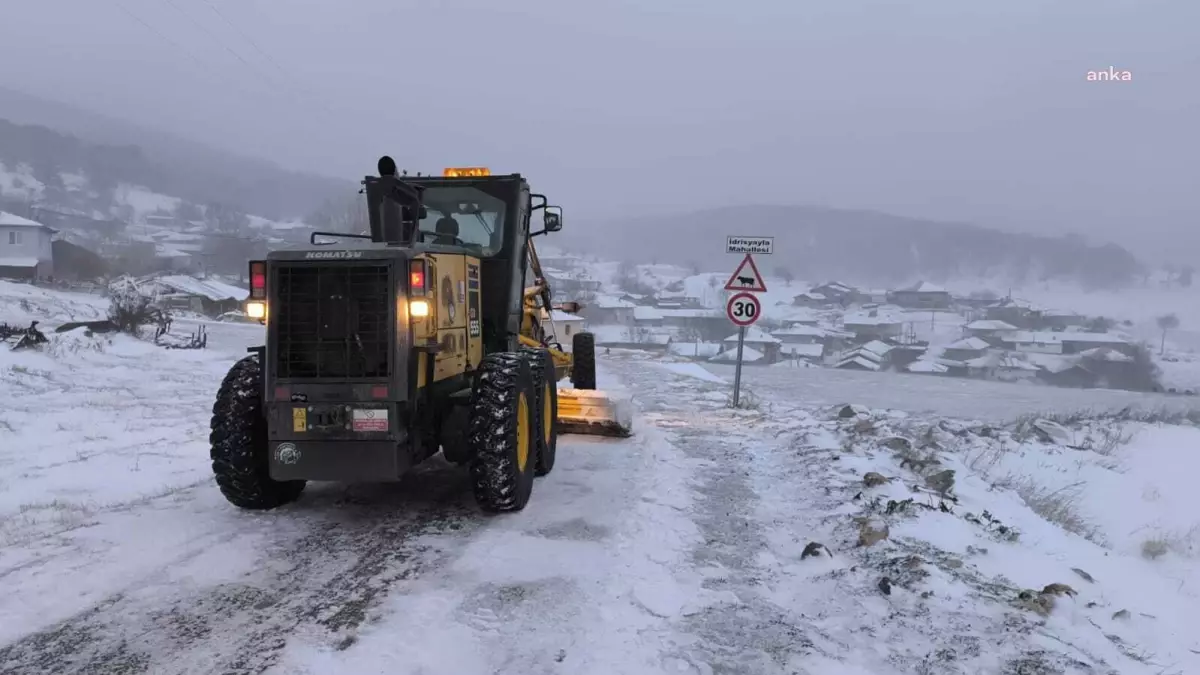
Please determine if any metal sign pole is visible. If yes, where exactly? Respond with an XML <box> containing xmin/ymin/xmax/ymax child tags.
<box><xmin>732</xmin><ymin>325</ymin><xmax>746</xmax><ymax>407</ymax></box>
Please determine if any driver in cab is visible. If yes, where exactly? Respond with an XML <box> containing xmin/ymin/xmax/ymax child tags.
<box><xmin>433</xmin><ymin>214</ymin><xmax>459</xmax><ymax>245</ymax></box>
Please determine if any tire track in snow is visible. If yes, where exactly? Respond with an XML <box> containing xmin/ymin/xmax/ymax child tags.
<box><xmin>0</xmin><ymin>461</ymin><xmax>481</xmax><ymax>675</ymax></box>
<box><xmin>606</xmin><ymin>355</ymin><xmax>824</xmax><ymax>673</ymax></box>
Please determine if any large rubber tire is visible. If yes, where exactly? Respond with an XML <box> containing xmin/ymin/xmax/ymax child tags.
<box><xmin>520</xmin><ymin>346</ymin><xmax>559</xmax><ymax>477</ymax></box>
<box><xmin>571</xmin><ymin>331</ymin><xmax>597</xmax><ymax>390</ymax></box>
<box><xmin>209</xmin><ymin>354</ymin><xmax>305</xmax><ymax>510</ymax></box>
<box><xmin>467</xmin><ymin>352</ymin><xmax>538</xmax><ymax>512</ymax></box>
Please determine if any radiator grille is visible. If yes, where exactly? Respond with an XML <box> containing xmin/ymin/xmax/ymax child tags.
<box><xmin>274</xmin><ymin>264</ymin><xmax>391</xmax><ymax>379</ymax></box>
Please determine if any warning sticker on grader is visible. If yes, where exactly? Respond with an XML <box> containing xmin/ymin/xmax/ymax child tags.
<box><xmin>352</xmin><ymin>409</ymin><xmax>389</xmax><ymax>432</ymax></box>
<box><xmin>292</xmin><ymin>407</ymin><xmax>307</xmax><ymax>432</ymax></box>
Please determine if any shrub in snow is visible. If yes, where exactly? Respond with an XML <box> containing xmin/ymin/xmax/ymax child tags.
<box><xmin>45</xmin><ymin>329</ymin><xmax>111</xmax><ymax>358</ymax></box>
<box><xmin>106</xmin><ymin>277</ymin><xmax>169</xmax><ymax>337</ymax></box>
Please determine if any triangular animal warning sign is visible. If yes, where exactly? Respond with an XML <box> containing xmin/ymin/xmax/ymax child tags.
<box><xmin>723</xmin><ymin>253</ymin><xmax>768</xmax><ymax>292</ymax></box>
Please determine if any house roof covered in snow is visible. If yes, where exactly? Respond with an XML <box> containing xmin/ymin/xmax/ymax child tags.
<box><xmin>772</xmin><ymin>324</ymin><xmax>826</xmax><ymax>338</ymax></box>
<box><xmin>859</xmin><ymin>340</ymin><xmax>894</xmax><ymax>357</ymax></box>
<box><xmin>965</xmin><ymin>319</ymin><xmax>1018</xmax><ymax>331</ymax></box>
<box><xmin>964</xmin><ymin>352</ymin><xmax>1040</xmax><ymax>370</ymax></box>
<box><xmin>713</xmin><ymin>346</ymin><xmax>764</xmax><ymax>362</ymax></box>
<box><xmin>835</xmin><ymin>355</ymin><xmax>882</xmax><ymax>370</ymax></box>
<box><xmin>986</xmin><ymin>297</ymin><xmax>1041</xmax><ymax>311</ymax></box>
<box><xmin>812</xmin><ymin>281</ymin><xmax>856</xmax><ymax>294</ymax></box>
<box><xmin>633</xmin><ymin>305</ymin><xmax>663</xmax><ymax>320</ymax></box>
<box><xmin>542</xmin><ymin>309</ymin><xmax>583</xmax><ymax>322</ymax></box>
<box><xmin>1079</xmin><ymin>346</ymin><xmax>1133</xmax><ymax>362</ymax></box>
<box><xmin>659</xmin><ymin>308</ymin><xmax>722</xmax><ymax>319</ymax></box>
<box><xmin>593</xmin><ymin>294</ymin><xmax>635</xmax><ymax>309</ymax></box>
<box><xmin>894</xmin><ymin>280</ymin><xmax>947</xmax><ymax>294</ymax></box>
<box><xmin>945</xmin><ymin>336</ymin><xmax>991</xmax><ymax>351</ymax></box>
<box><xmin>0</xmin><ymin>211</ymin><xmax>50</xmax><ymax>229</ymax></box>
<box><xmin>782</xmin><ymin>343</ymin><xmax>824</xmax><ymax>358</ymax></box>
<box><xmin>723</xmin><ymin>326</ymin><xmax>781</xmax><ymax>344</ymax></box>
<box><xmin>1040</xmin><ymin>308</ymin><xmax>1083</xmax><ymax>319</ymax></box>
<box><xmin>153</xmin><ymin>275</ymin><xmax>248</xmax><ymax>302</ymax></box>
<box><xmin>844</xmin><ymin>311</ymin><xmax>903</xmax><ymax>326</ymax></box>
<box><xmin>1007</xmin><ymin>331</ymin><xmax>1128</xmax><ymax>345</ymax></box>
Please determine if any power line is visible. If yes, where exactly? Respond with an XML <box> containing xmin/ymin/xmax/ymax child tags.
<box><xmin>111</xmin><ymin>0</ymin><xmax>207</xmax><ymax>70</ymax></box>
<box><xmin>199</xmin><ymin>0</ymin><xmax>292</xmax><ymax>82</ymax></box>
<box><xmin>194</xmin><ymin>0</ymin><xmax>342</xmax><ymax>118</ymax></box>
<box><xmin>157</xmin><ymin>0</ymin><xmax>278</xmax><ymax>85</ymax></box>
<box><xmin>154</xmin><ymin>0</ymin><xmax>341</xmax><ymax>118</ymax></box>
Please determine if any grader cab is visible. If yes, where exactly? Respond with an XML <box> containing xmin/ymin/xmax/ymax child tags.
<box><xmin>209</xmin><ymin>158</ymin><xmax>629</xmax><ymax>514</ymax></box>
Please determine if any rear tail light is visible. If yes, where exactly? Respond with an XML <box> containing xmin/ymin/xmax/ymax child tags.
<box><xmin>409</xmin><ymin>259</ymin><xmax>427</xmax><ymax>296</ymax></box>
<box><xmin>249</xmin><ymin>261</ymin><xmax>266</xmax><ymax>299</ymax></box>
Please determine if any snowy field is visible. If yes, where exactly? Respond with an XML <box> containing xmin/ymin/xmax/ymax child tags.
<box><xmin>3</xmin><ymin>281</ymin><xmax>1200</xmax><ymax>674</ymax></box>
<box><xmin>703</xmin><ymin>361</ymin><xmax>1197</xmax><ymax>422</ymax></box>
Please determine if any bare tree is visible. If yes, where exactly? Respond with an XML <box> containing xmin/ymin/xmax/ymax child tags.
<box><xmin>776</xmin><ymin>266</ymin><xmax>795</xmax><ymax>286</ymax></box>
<box><xmin>1156</xmin><ymin>313</ymin><xmax>1180</xmax><ymax>355</ymax></box>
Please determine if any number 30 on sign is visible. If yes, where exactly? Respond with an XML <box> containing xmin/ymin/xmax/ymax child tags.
<box><xmin>726</xmin><ymin>292</ymin><xmax>761</xmax><ymax>327</ymax></box>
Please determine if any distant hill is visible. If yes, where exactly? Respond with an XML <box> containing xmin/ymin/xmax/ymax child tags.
<box><xmin>561</xmin><ymin>205</ymin><xmax>1143</xmax><ymax>290</ymax></box>
<box><xmin>0</xmin><ymin>87</ymin><xmax>353</xmax><ymax>219</ymax></box>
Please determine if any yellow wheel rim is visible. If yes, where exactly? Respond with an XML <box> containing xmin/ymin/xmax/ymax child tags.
<box><xmin>516</xmin><ymin>392</ymin><xmax>530</xmax><ymax>472</ymax></box>
<box><xmin>543</xmin><ymin>383</ymin><xmax>553</xmax><ymax>444</ymax></box>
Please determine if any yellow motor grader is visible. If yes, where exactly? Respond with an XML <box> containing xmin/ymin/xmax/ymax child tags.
<box><xmin>208</xmin><ymin>159</ymin><xmax>630</xmax><ymax>514</ymax></box>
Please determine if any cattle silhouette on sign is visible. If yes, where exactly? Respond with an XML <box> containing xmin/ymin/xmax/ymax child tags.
<box><xmin>723</xmin><ymin>253</ymin><xmax>768</xmax><ymax>293</ymax></box>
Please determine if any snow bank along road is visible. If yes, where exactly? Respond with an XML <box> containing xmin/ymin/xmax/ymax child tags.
<box><xmin>3</xmin><ymin>331</ymin><xmax>1200</xmax><ymax>674</ymax></box>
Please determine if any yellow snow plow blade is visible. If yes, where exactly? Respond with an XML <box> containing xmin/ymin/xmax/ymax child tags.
<box><xmin>556</xmin><ymin>388</ymin><xmax>633</xmax><ymax>438</ymax></box>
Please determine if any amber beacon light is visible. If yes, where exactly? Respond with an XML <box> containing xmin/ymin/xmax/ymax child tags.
<box><xmin>443</xmin><ymin>167</ymin><xmax>490</xmax><ymax>177</ymax></box>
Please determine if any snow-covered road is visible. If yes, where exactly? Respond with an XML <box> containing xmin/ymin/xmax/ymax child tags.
<box><xmin>0</xmin><ymin>327</ymin><xmax>714</xmax><ymax>674</ymax></box>
<box><xmin>3</xmin><ymin>322</ymin><xmax>1199</xmax><ymax>674</ymax></box>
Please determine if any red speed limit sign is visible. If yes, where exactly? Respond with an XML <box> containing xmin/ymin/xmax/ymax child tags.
<box><xmin>726</xmin><ymin>292</ymin><xmax>761</xmax><ymax>327</ymax></box>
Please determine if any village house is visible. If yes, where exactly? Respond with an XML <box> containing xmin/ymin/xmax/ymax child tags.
<box><xmin>140</xmin><ymin>274</ymin><xmax>248</xmax><ymax>316</ymax></box>
<box><xmin>654</xmin><ymin>291</ymin><xmax>705</xmax><ymax>309</ymax></box>
<box><xmin>843</xmin><ymin>309</ymin><xmax>904</xmax><ymax>342</ymax></box>
<box><xmin>941</xmin><ymin>336</ymin><xmax>991</xmax><ymax>362</ymax></box>
<box><xmin>541</xmin><ymin>309</ymin><xmax>585</xmax><ymax>345</ymax></box>
<box><xmin>557</xmin><ymin>271</ymin><xmax>602</xmax><ymax>294</ymax></box>
<box><xmin>0</xmin><ymin>211</ymin><xmax>55</xmax><ymax>281</ymax></box>
<box><xmin>1037</xmin><ymin>309</ymin><xmax>1088</xmax><ymax>331</ymax></box>
<box><xmin>1036</xmin><ymin>359</ymin><xmax>1099</xmax><ymax>388</ymax></box>
<box><xmin>776</xmin><ymin>307</ymin><xmax>822</xmax><ymax>326</ymax></box>
<box><xmin>887</xmin><ymin>281</ymin><xmax>952</xmax><ymax>310</ymax></box>
<box><xmin>963</xmin><ymin>319</ymin><xmax>1019</xmax><ymax>344</ymax></box>
<box><xmin>771</xmin><ymin>324</ymin><xmax>825</xmax><ymax>346</ymax></box>
<box><xmin>583</xmin><ymin>294</ymin><xmax>636</xmax><ymax>324</ymax></box>
<box><xmin>886</xmin><ymin>343</ymin><xmax>928</xmax><ymax>370</ymax></box>
<box><xmin>632</xmin><ymin>305</ymin><xmax>665</xmax><ymax>328</ymax></box>
<box><xmin>983</xmin><ymin>297</ymin><xmax>1042</xmax><ymax>328</ymax></box>
<box><xmin>660</xmin><ymin>308</ymin><xmax>728</xmax><ymax>341</ymax></box>
<box><xmin>1002</xmin><ymin>331</ymin><xmax>1136</xmax><ymax>357</ymax></box>
<box><xmin>721</xmin><ymin>327</ymin><xmax>782</xmax><ymax>363</ymax></box>
<box><xmin>711</xmin><ymin>344</ymin><xmax>765</xmax><ymax>365</ymax></box>
<box><xmin>791</xmin><ymin>291</ymin><xmax>829</xmax><ymax>308</ymax></box>
<box><xmin>963</xmin><ymin>351</ymin><xmax>1040</xmax><ymax>382</ymax></box>
<box><xmin>780</xmin><ymin>342</ymin><xmax>825</xmax><ymax>363</ymax></box>
<box><xmin>834</xmin><ymin>340</ymin><xmax>893</xmax><ymax>371</ymax></box>
<box><xmin>809</xmin><ymin>281</ymin><xmax>861</xmax><ymax>306</ymax></box>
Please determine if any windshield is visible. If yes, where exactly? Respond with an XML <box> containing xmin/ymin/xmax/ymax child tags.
<box><xmin>415</xmin><ymin>186</ymin><xmax>507</xmax><ymax>256</ymax></box>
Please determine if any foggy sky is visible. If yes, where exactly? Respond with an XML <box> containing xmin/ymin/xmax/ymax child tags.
<box><xmin>2</xmin><ymin>0</ymin><xmax>1197</xmax><ymax>261</ymax></box>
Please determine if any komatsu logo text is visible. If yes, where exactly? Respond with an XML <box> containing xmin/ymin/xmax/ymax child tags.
<box><xmin>304</xmin><ymin>251</ymin><xmax>364</xmax><ymax>259</ymax></box>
